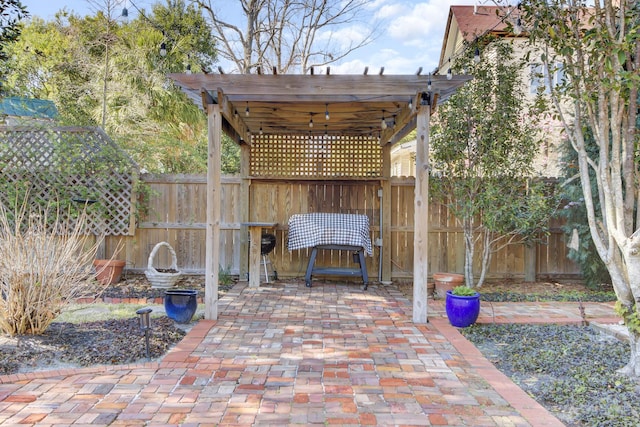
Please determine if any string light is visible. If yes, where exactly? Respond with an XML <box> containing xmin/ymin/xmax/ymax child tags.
<box><xmin>186</xmin><ymin>64</ymin><xmax>192</xmax><ymax>74</ymax></box>
<box><xmin>447</xmin><ymin>68</ymin><xmax>452</xmax><ymax>80</ymax></box>
<box><xmin>245</xmin><ymin>102</ymin><xmax>250</xmax><ymax>116</ymax></box>
<box><xmin>408</xmin><ymin>97</ymin><xmax>413</xmax><ymax>110</ymax></box>
<box><xmin>309</xmin><ymin>113</ymin><xmax>314</xmax><ymax>128</ymax></box>
<box><xmin>259</xmin><ymin>123</ymin><xmax>263</xmax><ymax>135</ymax></box>
<box><xmin>427</xmin><ymin>74</ymin><xmax>432</xmax><ymax>91</ymax></box>
<box><xmin>159</xmin><ymin>41</ymin><xmax>167</xmax><ymax>57</ymax></box>
<box><xmin>474</xmin><ymin>47</ymin><xmax>481</xmax><ymax>63</ymax></box>
<box><xmin>514</xmin><ymin>17</ymin><xmax>523</xmax><ymax>35</ymax></box>
<box><xmin>325</xmin><ymin>104</ymin><xmax>330</xmax><ymax>120</ymax></box>
<box><xmin>381</xmin><ymin>111</ymin><xmax>387</xmax><ymax>130</ymax></box>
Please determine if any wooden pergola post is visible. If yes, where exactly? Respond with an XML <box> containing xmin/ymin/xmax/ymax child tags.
<box><xmin>413</xmin><ymin>104</ymin><xmax>430</xmax><ymax>323</ymax></box>
<box><xmin>204</xmin><ymin>103</ymin><xmax>222</xmax><ymax>320</ymax></box>
<box><xmin>381</xmin><ymin>145</ymin><xmax>392</xmax><ymax>283</ymax></box>
<box><xmin>239</xmin><ymin>143</ymin><xmax>251</xmax><ymax>281</ymax></box>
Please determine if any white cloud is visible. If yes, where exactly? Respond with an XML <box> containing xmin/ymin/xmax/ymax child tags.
<box><xmin>375</xmin><ymin>3</ymin><xmax>406</xmax><ymax>20</ymax></box>
<box><xmin>328</xmin><ymin>0</ymin><xmax>490</xmax><ymax>74</ymax></box>
<box><xmin>318</xmin><ymin>24</ymin><xmax>370</xmax><ymax>51</ymax></box>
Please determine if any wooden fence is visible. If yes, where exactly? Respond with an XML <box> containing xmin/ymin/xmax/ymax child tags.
<box><xmin>108</xmin><ymin>174</ymin><xmax>580</xmax><ymax>282</ymax></box>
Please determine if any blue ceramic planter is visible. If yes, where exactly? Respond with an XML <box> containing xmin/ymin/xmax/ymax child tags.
<box><xmin>445</xmin><ymin>290</ymin><xmax>480</xmax><ymax>327</ymax></box>
<box><xmin>164</xmin><ymin>289</ymin><xmax>198</xmax><ymax>324</ymax></box>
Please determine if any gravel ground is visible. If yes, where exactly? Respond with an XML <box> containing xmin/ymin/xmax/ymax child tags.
<box><xmin>0</xmin><ymin>274</ymin><xmax>234</xmax><ymax>376</ymax></box>
<box><xmin>0</xmin><ymin>316</ymin><xmax>185</xmax><ymax>375</ymax></box>
<box><xmin>462</xmin><ymin>324</ymin><xmax>640</xmax><ymax>427</ymax></box>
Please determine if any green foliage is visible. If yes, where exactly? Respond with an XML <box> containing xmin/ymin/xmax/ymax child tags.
<box><xmin>1</xmin><ymin>1</ymin><xmax>241</xmax><ymax>174</ymax></box>
<box><xmin>614</xmin><ymin>301</ymin><xmax>640</xmax><ymax>335</ymax></box>
<box><xmin>0</xmin><ymin>0</ymin><xmax>28</xmax><ymax>83</ymax></box>
<box><xmin>516</xmin><ymin>0</ymin><xmax>639</xmax><ymax>318</ymax></box>
<box><xmin>481</xmin><ymin>289</ymin><xmax>616</xmax><ymax>303</ymax></box>
<box><xmin>558</xmin><ymin>128</ymin><xmax>611</xmax><ymax>289</ymax></box>
<box><xmin>463</xmin><ymin>324</ymin><xmax>637</xmax><ymax>426</ymax></box>
<box><xmin>451</xmin><ymin>285</ymin><xmax>478</xmax><ymax>296</ymax></box>
<box><xmin>430</xmin><ymin>36</ymin><xmax>557</xmax><ymax>287</ymax></box>
<box><xmin>218</xmin><ymin>265</ymin><xmax>234</xmax><ymax>286</ymax></box>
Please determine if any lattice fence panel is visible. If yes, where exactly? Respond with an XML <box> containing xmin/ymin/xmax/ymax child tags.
<box><xmin>0</xmin><ymin>126</ymin><xmax>137</xmax><ymax>236</ymax></box>
<box><xmin>250</xmin><ymin>134</ymin><xmax>382</xmax><ymax>178</ymax></box>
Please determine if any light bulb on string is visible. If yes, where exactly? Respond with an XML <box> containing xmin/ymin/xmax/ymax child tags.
<box><xmin>325</xmin><ymin>104</ymin><xmax>330</xmax><ymax>120</ymax></box>
<box><xmin>474</xmin><ymin>47</ymin><xmax>480</xmax><ymax>63</ymax></box>
<box><xmin>514</xmin><ymin>17</ymin><xmax>523</xmax><ymax>35</ymax></box>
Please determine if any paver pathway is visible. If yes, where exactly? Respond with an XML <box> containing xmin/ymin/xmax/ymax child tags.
<box><xmin>0</xmin><ymin>281</ymin><xmax>619</xmax><ymax>426</ymax></box>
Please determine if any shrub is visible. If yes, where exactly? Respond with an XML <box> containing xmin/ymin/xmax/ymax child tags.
<box><xmin>0</xmin><ymin>201</ymin><xmax>105</xmax><ymax>335</ymax></box>
<box><xmin>451</xmin><ymin>285</ymin><xmax>478</xmax><ymax>296</ymax></box>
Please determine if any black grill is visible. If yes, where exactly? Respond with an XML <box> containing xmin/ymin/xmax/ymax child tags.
<box><xmin>261</xmin><ymin>233</ymin><xmax>276</xmax><ymax>255</ymax></box>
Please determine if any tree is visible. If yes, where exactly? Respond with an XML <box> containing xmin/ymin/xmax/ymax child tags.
<box><xmin>514</xmin><ymin>0</ymin><xmax>640</xmax><ymax>376</ymax></box>
<box><xmin>0</xmin><ymin>0</ymin><xmax>28</xmax><ymax>91</ymax></box>
<box><xmin>192</xmin><ymin>0</ymin><xmax>378</xmax><ymax>74</ymax></box>
<box><xmin>430</xmin><ymin>36</ymin><xmax>556</xmax><ymax>288</ymax></box>
<box><xmin>1</xmin><ymin>1</ymin><xmax>239</xmax><ymax>174</ymax></box>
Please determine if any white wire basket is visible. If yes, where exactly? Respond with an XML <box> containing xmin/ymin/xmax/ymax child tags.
<box><xmin>145</xmin><ymin>242</ymin><xmax>182</xmax><ymax>288</ymax></box>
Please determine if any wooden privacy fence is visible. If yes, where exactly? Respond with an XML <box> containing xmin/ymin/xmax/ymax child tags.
<box><xmin>111</xmin><ymin>174</ymin><xmax>580</xmax><ymax>281</ymax></box>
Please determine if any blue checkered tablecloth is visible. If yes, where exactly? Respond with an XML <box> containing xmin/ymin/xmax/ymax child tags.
<box><xmin>287</xmin><ymin>213</ymin><xmax>373</xmax><ymax>256</ymax></box>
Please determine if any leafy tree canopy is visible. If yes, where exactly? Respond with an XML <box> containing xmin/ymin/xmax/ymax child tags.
<box><xmin>2</xmin><ymin>0</ymin><xmax>240</xmax><ymax>174</ymax></box>
<box><xmin>431</xmin><ymin>36</ymin><xmax>557</xmax><ymax>288</ymax></box>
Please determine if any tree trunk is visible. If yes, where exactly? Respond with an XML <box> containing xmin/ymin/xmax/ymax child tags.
<box><xmin>618</xmin><ymin>331</ymin><xmax>640</xmax><ymax>377</ymax></box>
<box><xmin>463</xmin><ymin>216</ymin><xmax>475</xmax><ymax>288</ymax></box>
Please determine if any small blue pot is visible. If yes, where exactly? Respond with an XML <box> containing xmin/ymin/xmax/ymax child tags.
<box><xmin>445</xmin><ymin>290</ymin><xmax>480</xmax><ymax>327</ymax></box>
<box><xmin>164</xmin><ymin>289</ymin><xmax>198</xmax><ymax>324</ymax></box>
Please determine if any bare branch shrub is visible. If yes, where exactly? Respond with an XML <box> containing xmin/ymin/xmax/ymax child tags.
<box><xmin>0</xmin><ymin>202</ymin><xmax>105</xmax><ymax>336</ymax></box>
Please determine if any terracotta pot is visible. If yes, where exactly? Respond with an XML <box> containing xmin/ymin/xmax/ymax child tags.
<box><xmin>433</xmin><ymin>272</ymin><xmax>464</xmax><ymax>299</ymax></box>
<box><xmin>93</xmin><ymin>259</ymin><xmax>126</xmax><ymax>285</ymax></box>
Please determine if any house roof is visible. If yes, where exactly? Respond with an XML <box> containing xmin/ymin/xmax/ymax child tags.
<box><xmin>169</xmin><ymin>72</ymin><xmax>471</xmax><ymax>146</ymax></box>
<box><xmin>439</xmin><ymin>5</ymin><xmax>520</xmax><ymax>70</ymax></box>
<box><xmin>0</xmin><ymin>97</ymin><xmax>58</xmax><ymax>119</ymax></box>
<box><xmin>451</xmin><ymin>6</ymin><xmax>510</xmax><ymax>41</ymax></box>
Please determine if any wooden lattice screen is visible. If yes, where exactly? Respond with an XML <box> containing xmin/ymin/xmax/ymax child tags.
<box><xmin>250</xmin><ymin>134</ymin><xmax>382</xmax><ymax>178</ymax></box>
<box><xmin>0</xmin><ymin>126</ymin><xmax>136</xmax><ymax>236</ymax></box>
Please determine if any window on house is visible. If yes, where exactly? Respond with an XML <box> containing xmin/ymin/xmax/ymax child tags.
<box><xmin>530</xmin><ymin>63</ymin><xmax>565</xmax><ymax>94</ymax></box>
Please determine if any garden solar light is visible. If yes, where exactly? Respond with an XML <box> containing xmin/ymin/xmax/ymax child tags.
<box><xmin>136</xmin><ymin>308</ymin><xmax>152</xmax><ymax>359</ymax></box>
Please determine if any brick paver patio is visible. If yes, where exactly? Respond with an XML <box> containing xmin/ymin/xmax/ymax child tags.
<box><xmin>0</xmin><ymin>281</ymin><xmax>619</xmax><ymax>426</ymax></box>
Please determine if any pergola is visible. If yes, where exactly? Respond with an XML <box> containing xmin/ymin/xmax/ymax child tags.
<box><xmin>169</xmin><ymin>71</ymin><xmax>470</xmax><ymax>323</ymax></box>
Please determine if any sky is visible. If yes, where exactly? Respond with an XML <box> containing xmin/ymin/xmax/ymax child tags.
<box><xmin>21</xmin><ymin>0</ymin><xmax>490</xmax><ymax>74</ymax></box>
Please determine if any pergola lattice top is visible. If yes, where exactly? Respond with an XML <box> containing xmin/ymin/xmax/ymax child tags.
<box><xmin>0</xmin><ymin>126</ymin><xmax>137</xmax><ymax>236</ymax></box>
<box><xmin>170</xmin><ymin>73</ymin><xmax>471</xmax><ymax>179</ymax></box>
